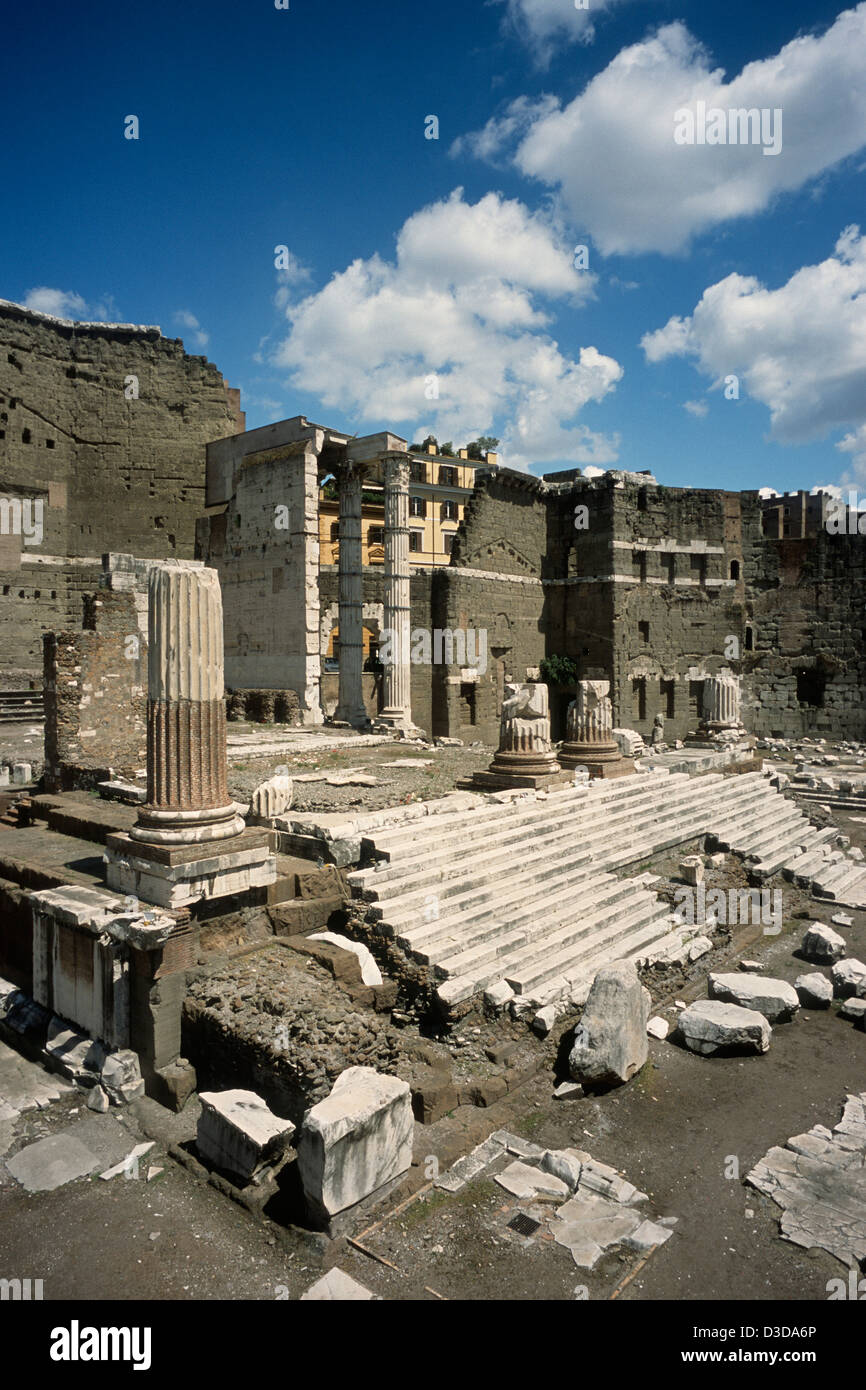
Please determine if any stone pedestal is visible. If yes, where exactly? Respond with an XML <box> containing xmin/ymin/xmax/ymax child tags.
<box><xmin>559</xmin><ymin>679</ymin><xmax>635</xmax><ymax>779</ymax></box>
<box><xmin>106</xmin><ymin>561</ymin><xmax>275</xmax><ymax>908</ymax></box>
<box><xmin>30</xmin><ymin>885</ymin><xmax>197</xmax><ymax>1107</ymax></box>
<box><xmin>687</xmin><ymin>673</ymin><xmax>747</xmax><ymax>748</ymax></box>
<box><xmin>376</xmin><ymin>454</ymin><xmax>418</xmax><ymax>733</ymax></box>
<box><xmin>470</xmin><ymin>683</ymin><xmax>568</xmax><ymax>790</ymax></box>
<box><xmin>334</xmin><ymin>463</ymin><xmax>368</xmax><ymax>727</ymax></box>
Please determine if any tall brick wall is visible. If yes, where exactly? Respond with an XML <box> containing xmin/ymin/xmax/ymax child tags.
<box><xmin>0</xmin><ymin>299</ymin><xmax>243</xmax><ymax>684</ymax></box>
<box><xmin>43</xmin><ymin>588</ymin><xmax>147</xmax><ymax>790</ymax></box>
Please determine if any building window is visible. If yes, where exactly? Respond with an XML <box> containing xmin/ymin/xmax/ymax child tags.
<box><xmin>663</xmin><ymin>553</ymin><xmax>676</xmax><ymax>584</ymax></box>
<box><xmin>410</xmin><ymin>495</ymin><xmax>426</xmax><ymax>518</ymax></box>
<box><xmin>632</xmin><ymin>677</ymin><xmax>646</xmax><ymax>722</ymax></box>
<box><xmin>632</xmin><ymin>550</ymin><xmax>646</xmax><ymax>582</ymax></box>
<box><xmin>745</xmin><ymin>624</ymin><xmax>754</xmax><ymax>652</ymax></box>
<box><xmin>330</xmin><ymin>522</ymin><xmax>339</xmax><ymax>541</ymax></box>
<box><xmin>730</xmin><ymin>559</ymin><xmax>740</xmax><ymax>581</ymax></box>
<box><xmin>410</xmin><ymin>461</ymin><xmax>426</xmax><ymax>482</ymax></box>
<box><xmin>443</xmin><ymin>533</ymin><xmax>455</xmax><ymax>555</ymax></box>
<box><xmin>638</xmin><ymin>620</ymin><xmax>649</xmax><ymax>644</ymax></box>
<box><xmin>796</xmin><ymin>668</ymin><xmax>825</xmax><ymax>708</ymax></box>
<box><xmin>689</xmin><ymin>679</ymin><xmax>703</xmax><ymax>722</ymax></box>
<box><xmin>368</xmin><ymin>526</ymin><xmax>384</xmax><ymax>545</ymax></box>
<box><xmin>441</xmin><ymin>499</ymin><xmax>458</xmax><ymax>521</ymax></box>
<box><xmin>439</xmin><ymin>465</ymin><xmax>457</xmax><ymax>486</ymax></box>
<box><xmin>409</xmin><ymin>531</ymin><xmax>423</xmax><ymax>552</ymax></box>
<box><xmin>459</xmin><ymin>682</ymin><xmax>477</xmax><ymax>725</ymax></box>
<box><xmin>660</xmin><ymin>678</ymin><xmax>676</xmax><ymax>719</ymax></box>
<box><xmin>637</xmin><ymin>488</ymin><xmax>648</xmax><ymax>512</ymax></box>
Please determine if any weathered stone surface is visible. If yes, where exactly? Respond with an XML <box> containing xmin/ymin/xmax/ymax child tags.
<box><xmin>6</xmin><ymin>1115</ymin><xmax>141</xmax><ymax>1192</ymax></box>
<box><xmin>541</xmin><ymin>1148</ymin><xmax>583</xmax><ymax>1191</ymax></box>
<box><xmin>101</xmin><ymin>1050</ymin><xmax>144</xmax><ymax>1104</ymax></box>
<box><xmin>297</xmin><ymin>1066</ymin><xmax>413</xmax><ymax>1221</ymax></box>
<box><xmin>801</xmin><ymin>922</ymin><xmax>846</xmax><ymax>964</ymax></box>
<box><xmin>45</xmin><ymin>1018</ymin><xmax>107</xmax><ymax>1080</ymax></box>
<box><xmin>495</xmin><ymin>1159</ymin><xmax>570</xmax><ymax>1200</ymax></box>
<box><xmin>678</xmin><ymin>1000</ymin><xmax>772</xmax><ymax>1056</ymax></box>
<box><xmin>300</xmin><ymin>1268</ymin><xmax>376</xmax><ymax>1301</ymax></box>
<box><xmin>568</xmin><ymin>961</ymin><xmax>650</xmax><ymax>1087</ymax></box>
<box><xmin>250</xmin><ymin>774</ymin><xmax>293</xmax><ymax>820</ymax></box>
<box><xmin>795</xmin><ymin>973</ymin><xmax>833</xmax><ymax>1008</ymax></box>
<box><xmin>679</xmin><ymin>856</ymin><xmax>704</xmax><ymax>886</ymax></box>
<box><xmin>831</xmin><ymin>958</ymin><xmax>866</xmax><ymax>999</ymax></box>
<box><xmin>746</xmin><ymin>1092</ymin><xmax>866</xmax><ymax>1267</ymax></box>
<box><xmin>647</xmin><ymin>1016</ymin><xmax>669</xmax><ymax>1039</ymax></box>
<box><xmin>197</xmin><ymin>1089</ymin><xmax>295</xmax><ymax>1182</ymax></box>
<box><xmin>309</xmin><ymin>932</ymin><xmax>382</xmax><ymax>987</ymax></box>
<box><xmin>708</xmin><ymin>972</ymin><xmax>800</xmax><ymax>1023</ymax></box>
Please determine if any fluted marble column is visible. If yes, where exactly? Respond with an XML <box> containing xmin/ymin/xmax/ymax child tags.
<box><xmin>488</xmin><ymin>682</ymin><xmax>560</xmax><ymax>777</ymax></box>
<box><xmin>334</xmin><ymin>463</ymin><xmax>367</xmax><ymax>726</ymax></box>
<box><xmin>559</xmin><ymin>678</ymin><xmax>628</xmax><ymax>773</ymax></box>
<box><xmin>703</xmin><ymin>673</ymin><xmax>742</xmax><ymax>730</ymax></box>
<box><xmin>130</xmin><ymin>562</ymin><xmax>244</xmax><ymax>846</ymax></box>
<box><xmin>379</xmin><ymin>453</ymin><xmax>414</xmax><ymax>729</ymax></box>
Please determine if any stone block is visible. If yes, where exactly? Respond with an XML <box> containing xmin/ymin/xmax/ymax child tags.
<box><xmin>297</xmin><ymin>1067</ymin><xmax>413</xmax><ymax>1222</ymax></box>
<box><xmin>197</xmin><ymin>1089</ymin><xmax>295</xmax><ymax>1182</ymax></box>
<box><xmin>409</xmin><ymin>1066</ymin><xmax>458</xmax><ymax>1125</ymax></box>
<box><xmin>708</xmin><ymin>972</ymin><xmax>800</xmax><ymax>1023</ymax></box>
<box><xmin>309</xmin><ymin>932</ymin><xmax>382</xmax><ymax>986</ymax></box>
<box><xmin>831</xmin><ymin>958</ymin><xmax>866</xmax><ymax>1000</ymax></box>
<box><xmin>678</xmin><ymin>1000</ymin><xmax>771</xmax><ymax>1056</ymax></box>
<box><xmin>300</xmin><ymin>1268</ymin><xmax>376</xmax><ymax>1301</ymax></box>
<box><xmin>801</xmin><ymin>923</ymin><xmax>846</xmax><ymax>964</ymax></box>
<box><xmin>795</xmin><ymin>973</ymin><xmax>833</xmax><ymax>1008</ymax></box>
<box><xmin>568</xmin><ymin>961</ymin><xmax>650</xmax><ymax>1087</ymax></box>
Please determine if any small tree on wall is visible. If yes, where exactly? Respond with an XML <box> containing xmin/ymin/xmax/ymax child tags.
<box><xmin>540</xmin><ymin>654</ymin><xmax>578</xmax><ymax>686</ymax></box>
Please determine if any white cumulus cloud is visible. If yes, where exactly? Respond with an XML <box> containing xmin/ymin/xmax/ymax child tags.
<box><xmin>496</xmin><ymin>0</ymin><xmax>634</xmax><ymax>67</ymax></box>
<box><xmin>273</xmin><ymin>188</ymin><xmax>622</xmax><ymax>469</ymax></box>
<box><xmin>460</xmin><ymin>8</ymin><xmax>866</xmax><ymax>254</ymax></box>
<box><xmin>641</xmin><ymin>226</ymin><xmax>866</xmax><ymax>481</ymax></box>
<box><xmin>23</xmin><ymin>288</ymin><xmax>89</xmax><ymax>318</ymax></box>
<box><xmin>175</xmin><ymin>311</ymin><xmax>209</xmax><ymax>349</ymax></box>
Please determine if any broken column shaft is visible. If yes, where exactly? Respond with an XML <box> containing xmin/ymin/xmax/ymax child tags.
<box><xmin>130</xmin><ymin>562</ymin><xmax>244</xmax><ymax>845</ymax></box>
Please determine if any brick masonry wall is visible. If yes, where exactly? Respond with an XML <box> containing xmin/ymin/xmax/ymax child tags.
<box><xmin>0</xmin><ymin>300</ymin><xmax>242</xmax><ymax>683</ymax></box>
<box><xmin>43</xmin><ymin>588</ymin><xmax>147</xmax><ymax>790</ymax></box>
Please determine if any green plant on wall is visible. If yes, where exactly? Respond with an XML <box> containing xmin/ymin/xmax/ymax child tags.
<box><xmin>540</xmin><ymin>654</ymin><xmax>577</xmax><ymax>685</ymax></box>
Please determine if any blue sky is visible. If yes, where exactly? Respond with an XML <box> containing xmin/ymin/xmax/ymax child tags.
<box><xmin>2</xmin><ymin>0</ymin><xmax>865</xmax><ymax>492</ymax></box>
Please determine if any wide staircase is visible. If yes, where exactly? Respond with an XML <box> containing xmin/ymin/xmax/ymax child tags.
<box><xmin>348</xmin><ymin>768</ymin><xmax>858</xmax><ymax>1010</ymax></box>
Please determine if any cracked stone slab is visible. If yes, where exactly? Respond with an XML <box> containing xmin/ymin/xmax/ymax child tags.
<box><xmin>433</xmin><ymin>1134</ymin><xmax>507</xmax><ymax>1192</ymax></box>
<box><xmin>0</xmin><ymin>1040</ymin><xmax>72</xmax><ymax>1114</ymax></box>
<box><xmin>5</xmin><ymin>1114</ymin><xmax>139</xmax><ymax>1192</ymax></box>
<box><xmin>746</xmin><ymin>1092</ymin><xmax>866</xmax><ymax>1267</ymax></box>
<box><xmin>495</xmin><ymin>1160</ymin><xmax>570</xmax><ymax>1201</ymax></box>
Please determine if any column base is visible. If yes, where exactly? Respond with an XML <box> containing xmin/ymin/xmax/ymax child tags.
<box><xmin>373</xmin><ymin>711</ymin><xmax>423</xmax><ymax>736</ymax></box>
<box><xmin>106</xmin><ymin>829</ymin><xmax>276</xmax><ymax>910</ymax></box>
<box><xmin>559</xmin><ymin>741</ymin><xmax>635</xmax><ymax>779</ymax></box>
<box><xmin>130</xmin><ymin>802</ymin><xmax>246</xmax><ymax>846</ymax></box>
<box><xmin>333</xmin><ymin>706</ymin><xmax>372</xmax><ymax>730</ymax></box>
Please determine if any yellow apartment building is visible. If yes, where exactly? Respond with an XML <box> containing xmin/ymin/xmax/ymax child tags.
<box><xmin>318</xmin><ymin>443</ymin><xmax>499</xmax><ymax>569</ymax></box>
